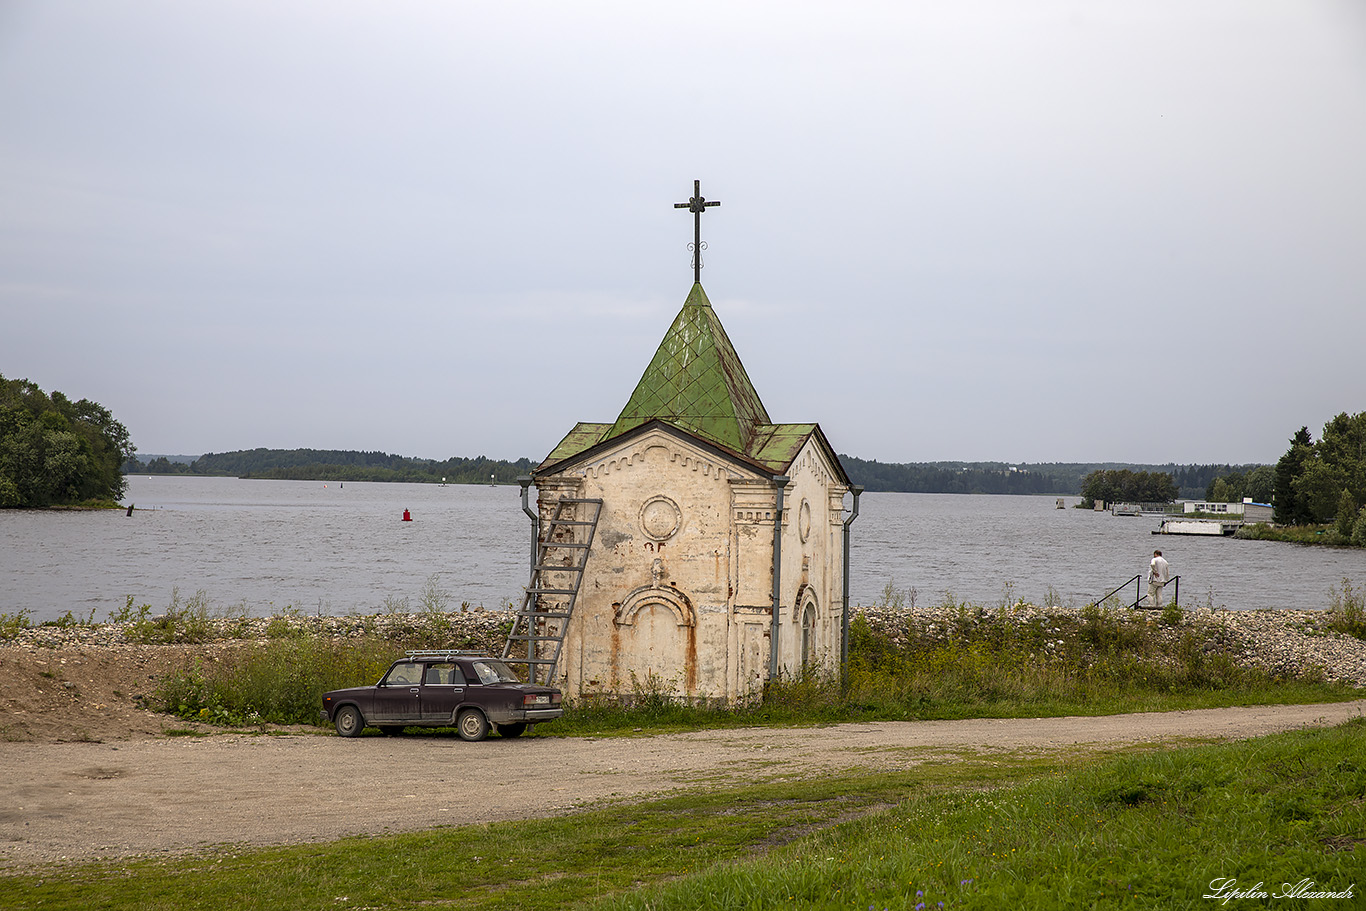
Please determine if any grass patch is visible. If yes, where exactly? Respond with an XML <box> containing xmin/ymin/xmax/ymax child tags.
<box><xmin>1326</xmin><ymin>578</ymin><xmax>1366</xmax><ymax>640</ymax></box>
<box><xmin>150</xmin><ymin>599</ymin><xmax>1362</xmax><ymax>733</ymax></box>
<box><xmin>154</xmin><ymin>637</ymin><xmax>399</xmax><ymax>725</ymax></box>
<box><xmin>0</xmin><ymin>609</ymin><xmax>31</xmax><ymax>641</ymax></box>
<box><xmin>553</xmin><ymin>604</ymin><xmax>1358</xmax><ymax>736</ymax></box>
<box><xmin>595</xmin><ymin>718</ymin><xmax>1366</xmax><ymax>911</ymax></box>
<box><xmin>1235</xmin><ymin>522</ymin><xmax>1362</xmax><ymax>547</ymax></box>
<box><xmin>2</xmin><ymin>722</ymin><xmax>1360</xmax><ymax>910</ymax></box>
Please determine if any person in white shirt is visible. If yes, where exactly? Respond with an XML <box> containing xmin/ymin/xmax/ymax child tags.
<box><xmin>1147</xmin><ymin>550</ymin><xmax>1171</xmax><ymax>608</ymax></box>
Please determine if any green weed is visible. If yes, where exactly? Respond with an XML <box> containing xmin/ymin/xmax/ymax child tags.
<box><xmin>1326</xmin><ymin>577</ymin><xmax>1366</xmax><ymax>639</ymax></box>
<box><xmin>155</xmin><ymin>637</ymin><xmax>398</xmax><ymax>726</ymax></box>
<box><xmin>0</xmin><ymin>609</ymin><xmax>32</xmax><ymax>640</ymax></box>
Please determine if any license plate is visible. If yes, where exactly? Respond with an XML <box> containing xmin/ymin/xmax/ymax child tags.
<box><xmin>533</xmin><ymin>695</ymin><xmax>549</xmax><ymax>705</ymax></box>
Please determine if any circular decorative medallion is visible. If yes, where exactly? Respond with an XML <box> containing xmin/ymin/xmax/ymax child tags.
<box><xmin>640</xmin><ymin>495</ymin><xmax>682</xmax><ymax>541</ymax></box>
<box><xmin>798</xmin><ymin>498</ymin><xmax>812</xmax><ymax>542</ymax></box>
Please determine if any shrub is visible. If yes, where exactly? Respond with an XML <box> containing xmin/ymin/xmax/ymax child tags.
<box><xmin>1352</xmin><ymin>507</ymin><xmax>1366</xmax><ymax>547</ymax></box>
<box><xmin>1326</xmin><ymin>578</ymin><xmax>1366</xmax><ymax>640</ymax></box>
<box><xmin>1335</xmin><ymin>489</ymin><xmax>1358</xmax><ymax>539</ymax></box>
<box><xmin>118</xmin><ymin>588</ymin><xmax>216</xmax><ymax>644</ymax></box>
<box><xmin>155</xmin><ymin>637</ymin><xmax>398</xmax><ymax>725</ymax></box>
<box><xmin>0</xmin><ymin>609</ymin><xmax>32</xmax><ymax>641</ymax></box>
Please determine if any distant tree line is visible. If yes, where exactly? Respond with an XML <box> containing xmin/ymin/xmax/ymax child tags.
<box><xmin>840</xmin><ymin>456</ymin><xmax>1246</xmax><ymax>499</ymax></box>
<box><xmin>1079</xmin><ymin>469</ymin><xmax>1179</xmax><ymax>507</ymax></box>
<box><xmin>840</xmin><ymin>457</ymin><xmax>1078</xmax><ymax>495</ymax></box>
<box><xmin>1272</xmin><ymin>413</ymin><xmax>1366</xmax><ymax>536</ymax></box>
<box><xmin>1201</xmin><ymin>465</ymin><xmax>1275</xmax><ymax>504</ymax></box>
<box><xmin>124</xmin><ymin>446</ymin><xmax>1285</xmax><ymax>503</ymax></box>
<box><xmin>123</xmin><ymin>448</ymin><xmax>535</xmax><ymax>485</ymax></box>
<box><xmin>1</xmin><ymin>375</ymin><xmax>134</xmax><ymax>507</ymax></box>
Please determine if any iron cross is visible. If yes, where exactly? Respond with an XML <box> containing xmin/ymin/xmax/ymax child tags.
<box><xmin>674</xmin><ymin>179</ymin><xmax>720</xmax><ymax>282</ymax></box>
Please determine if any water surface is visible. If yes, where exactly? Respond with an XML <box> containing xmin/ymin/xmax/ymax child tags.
<box><xmin>2</xmin><ymin>478</ymin><xmax>1362</xmax><ymax>623</ymax></box>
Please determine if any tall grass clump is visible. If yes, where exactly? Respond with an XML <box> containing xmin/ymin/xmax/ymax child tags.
<box><xmin>840</xmin><ymin>601</ymin><xmax>1331</xmax><ymax>720</ymax></box>
<box><xmin>0</xmin><ymin>609</ymin><xmax>32</xmax><ymax>641</ymax></box>
<box><xmin>155</xmin><ymin>637</ymin><xmax>398</xmax><ymax>725</ymax></box>
<box><xmin>1326</xmin><ymin>577</ymin><xmax>1366</xmax><ymax>640</ymax></box>
<box><xmin>113</xmin><ymin>589</ymin><xmax>227</xmax><ymax>643</ymax></box>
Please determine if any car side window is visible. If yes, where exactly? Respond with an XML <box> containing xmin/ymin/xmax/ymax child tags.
<box><xmin>423</xmin><ymin>663</ymin><xmax>457</xmax><ymax>686</ymax></box>
<box><xmin>384</xmin><ymin>662</ymin><xmax>421</xmax><ymax>686</ymax></box>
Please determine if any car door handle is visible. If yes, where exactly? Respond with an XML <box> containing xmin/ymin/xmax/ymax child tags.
<box><xmin>409</xmin><ymin>687</ymin><xmax>420</xmax><ymax>695</ymax></box>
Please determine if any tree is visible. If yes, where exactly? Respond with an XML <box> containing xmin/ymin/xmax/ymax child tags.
<box><xmin>1080</xmin><ymin>469</ymin><xmax>1177</xmax><ymax>506</ymax></box>
<box><xmin>0</xmin><ymin>374</ymin><xmax>134</xmax><ymax>507</ymax></box>
<box><xmin>1243</xmin><ymin>465</ymin><xmax>1275</xmax><ymax>504</ymax></box>
<box><xmin>1293</xmin><ymin>413</ymin><xmax>1366</xmax><ymax>523</ymax></box>
<box><xmin>1207</xmin><ymin>478</ymin><xmax>1240</xmax><ymax>505</ymax></box>
<box><xmin>1335</xmin><ymin>489</ymin><xmax>1358</xmax><ymax>539</ymax></box>
<box><xmin>1271</xmin><ymin>414</ymin><xmax>1366</xmax><ymax>526</ymax></box>
<box><xmin>1352</xmin><ymin>506</ymin><xmax>1366</xmax><ymax>546</ymax></box>
<box><xmin>1273</xmin><ymin>427</ymin><xmax>1314</xmax><ymax>525</ymax></box>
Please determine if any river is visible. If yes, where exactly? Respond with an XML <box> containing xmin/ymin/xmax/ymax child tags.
<box><xmin>2</xmin><ymin>476</ymin><xmax>1363</xmax><ymax>624</ymax></box>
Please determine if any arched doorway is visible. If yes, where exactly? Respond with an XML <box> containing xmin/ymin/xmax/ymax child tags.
<box><xmin>800</xmin><ymin>596</ymin><xmax>818</xmax><ymax>672</ymax></box>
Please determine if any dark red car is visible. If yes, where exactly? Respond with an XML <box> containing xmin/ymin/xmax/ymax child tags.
<box><xmin>321</xmin><ymin>651</ymin><xmax>563</xmax><ymax>741</ymax></box>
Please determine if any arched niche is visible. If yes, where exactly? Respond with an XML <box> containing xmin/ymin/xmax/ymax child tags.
<box><xmin>615</xmin><ymin>584</ymin><xmax>696</xmax><ymax>628</ymax></box>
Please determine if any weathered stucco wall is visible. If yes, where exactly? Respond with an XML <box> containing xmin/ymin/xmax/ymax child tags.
<box><xmin>536</xmin><ymin>427</ymin><xmax>848</xmax><ymax>702</ymax></box>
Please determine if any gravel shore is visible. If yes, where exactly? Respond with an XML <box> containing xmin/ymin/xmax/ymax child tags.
<box><xmin>6</xmin><ymin>602</ymin><xmax>1364</xmax><ymax>688</ymax></box>
<box><xmin>854</xmin><ymin>603</ymin><xmax>1366</xmax><ymax>688</ymax></box>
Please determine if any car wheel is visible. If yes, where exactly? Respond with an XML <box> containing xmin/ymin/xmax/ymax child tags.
<box><xmin>497</xmin><ymin>723</ymin><xmax>527</xmax><ymax>738</ymax></box>
<box><xmin>379</xmin><ymin>726</ymin><xmax>404</xmax><ymax>736</ymax></box>
<box><xmin>334</xmin><ymin>705</ymin><xmax>364</xmax><ymax>738</ymax></box>
<box><xmin>457</xmin><ymin>709</ymin><xmax>489</xmax><ymax>742</ymax></box>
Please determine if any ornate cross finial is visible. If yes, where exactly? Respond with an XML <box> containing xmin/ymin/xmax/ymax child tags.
<box><xmin>674</xmin><ymin>179</ymin><xmax>720</xmax><ymax>283</ymax></box>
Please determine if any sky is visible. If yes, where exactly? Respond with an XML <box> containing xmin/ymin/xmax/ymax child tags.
<box><xmin>2</xmin><ymin>1</ymin><xmax>1363</xmax><ymax>467</ymax></box>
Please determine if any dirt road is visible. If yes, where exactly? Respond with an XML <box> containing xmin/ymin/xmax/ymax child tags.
<box><xmin>3</xmin><ymin>700</ymin><xmax>1363</xmax><ymax>869</ymax></box>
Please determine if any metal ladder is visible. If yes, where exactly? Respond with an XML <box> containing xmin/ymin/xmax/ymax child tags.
<box><xmin>501</xmin><ymin>497</ymin><xmax>603</xmax><ymax>685</ymax></box>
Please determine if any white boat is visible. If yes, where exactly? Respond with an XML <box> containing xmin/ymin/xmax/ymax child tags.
<box><xmin>1155</xmin><ymin>519</ymin><xmax>1240</xmax><ymax>537</ymax></box>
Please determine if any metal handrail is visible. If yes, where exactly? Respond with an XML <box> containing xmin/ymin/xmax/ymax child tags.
<box><xmin>1161</xmin><ymin>575</ymin><xmax>1180</xmax><ymax>608</ymax></box>
<box><xmin>1088</xmin><ymin>574</ymin><xmax>1141</xmax><ymax>609</ymax></box>
<box><xmin>1089</xmin><ymin>574</ymin><xmax>1182</xmax><ymax>610</ymax></box>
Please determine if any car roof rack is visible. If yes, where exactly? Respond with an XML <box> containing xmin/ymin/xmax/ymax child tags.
<box><xmin>403</xmin><ymin>649</ymin><xmax>494</xmax><ymax>659</ymax></box>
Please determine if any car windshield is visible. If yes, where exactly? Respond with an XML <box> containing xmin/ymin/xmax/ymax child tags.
<box><xmin>468</xmin><ymin>660</ymin><xmax>522</xmax><ymax>685</ymax></box>
<box><xmin>383</xmin><ymin>662</ymin><xmax>422</xmax><ymax>686</ymax></box>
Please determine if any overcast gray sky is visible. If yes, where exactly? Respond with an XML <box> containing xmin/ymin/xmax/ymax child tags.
<box><xmin>2</xmin><ymin>1</ymin><xmax>1363</xmax><ymax>466</ymax></box>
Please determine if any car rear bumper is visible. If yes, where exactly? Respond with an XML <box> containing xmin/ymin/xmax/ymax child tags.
<box><xmin>488</xmin><ymin>707</ymin><xmax>564</xmax><ymax>724</ymax></box>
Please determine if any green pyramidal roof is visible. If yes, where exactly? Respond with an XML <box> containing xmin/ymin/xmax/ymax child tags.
<box><xmin>537</xmin><ymin>282</ymin><xmax>848</xmax><ymax>481</ymax></box>
<box><xmin>607</xmin><ymin>283</ymin><xmax>770</xmax><ymax>454</ymax></box>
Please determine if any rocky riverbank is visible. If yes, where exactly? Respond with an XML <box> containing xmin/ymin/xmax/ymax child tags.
<box><xmin>5</xmin><ymin>604</ymin><xmax>1366</xmax><ymax>687</ymax></box>
<box><xmin>854</xmin><ymin>603</ymin><xmax>1366</xmax><ymax>688</ymax></box>
<box><xmin>2</xmin><ymin>603</ymin><xmax>1363</xmax><ymax>743</ymax></box>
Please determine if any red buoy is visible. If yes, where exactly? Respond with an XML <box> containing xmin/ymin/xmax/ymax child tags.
<box><xmin>402</xmin><ymin>509</ymin><xmax>412</xmax><ymax>522</ymax></box>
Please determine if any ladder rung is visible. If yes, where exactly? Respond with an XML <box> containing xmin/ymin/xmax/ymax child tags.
<box><xmin>503</xmin><ymin>498</ymin><xmax>600</xmax><ymax>684</ymax></box>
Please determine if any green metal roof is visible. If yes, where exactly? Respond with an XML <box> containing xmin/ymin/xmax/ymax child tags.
<box><xmin>536</xmin><ymin>283</ymin><xmax>849</xmax><ymax>483</ymax></box>
<box><xmin>607</xmin><ymin>283</ymin><xmax>770</xmax><ymax>454</ymax></box>
<box><xmin>541</xmin><ymin>422</ymin><xmax>614</xmax><ymax>466</ymax></box>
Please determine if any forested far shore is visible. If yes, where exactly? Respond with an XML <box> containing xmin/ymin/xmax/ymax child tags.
<box><xmin>123</xmin><ymin>448</ymin><xmax>536</xmax><ymax>486</ymax></box>
<box><xmin>838</xmin><ymin>455</ymin><xmax>1266</xmax><ymax>499</ymax></box>
<box><xmin>124</xmin><ymin>448</ymin><xmax>1264</xmax><ymax>498</ymax></box>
